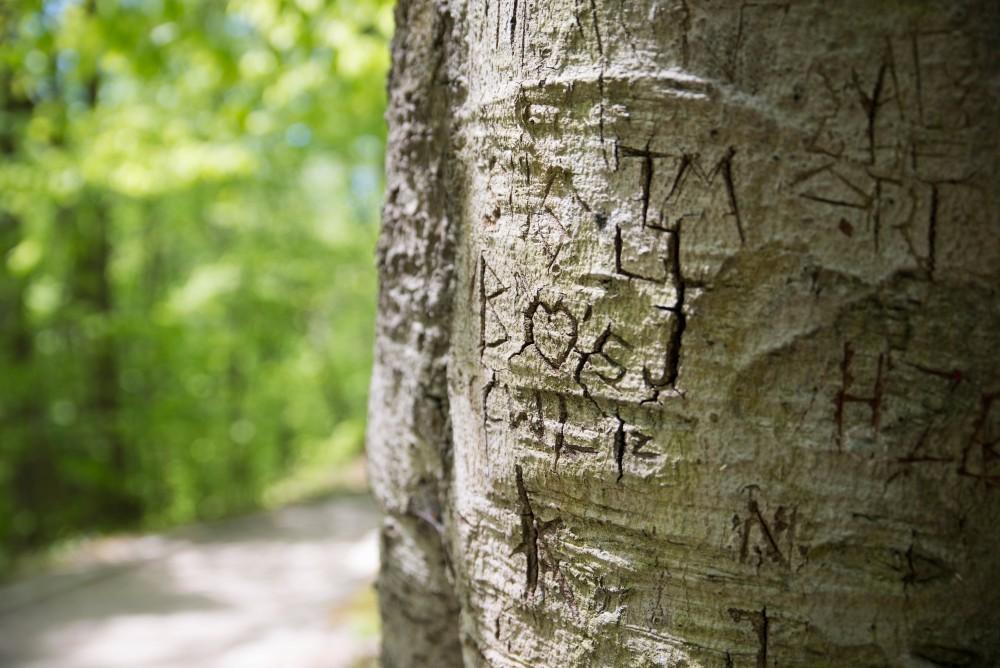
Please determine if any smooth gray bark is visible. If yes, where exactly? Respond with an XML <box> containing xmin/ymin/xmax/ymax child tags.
<box><xmin>368</xmin><ymin>1</ymin><xmax>1000</xmax><ymax>665</ymax></box>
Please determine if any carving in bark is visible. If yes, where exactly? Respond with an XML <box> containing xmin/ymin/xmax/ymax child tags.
<box><xmin>368</xmin><ymin>1</ymin><xmax>1000</xmax><ymax>665</ymax></box>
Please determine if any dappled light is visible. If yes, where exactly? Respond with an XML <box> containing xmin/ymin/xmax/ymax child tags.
<box><xmin>0</xmin><ymin>0</ymin><xmax>390</xmax><ymax>664</ymax></box>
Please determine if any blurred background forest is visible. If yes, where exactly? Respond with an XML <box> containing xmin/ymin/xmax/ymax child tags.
<box><xmin>0</xmin><ymin>0</ymin><xmax>392</xmax><ymax>572</ymax></box>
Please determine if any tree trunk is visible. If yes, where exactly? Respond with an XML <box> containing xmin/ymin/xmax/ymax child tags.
<box><xmin>0</xmin><ymin>67</ymin><xmax>54</xmax><ymax>550</ymax></box>
<box><xmin>368</xmin><ymin>1</ymin><xmax>1000</xmax><ymax>665</ymax></box>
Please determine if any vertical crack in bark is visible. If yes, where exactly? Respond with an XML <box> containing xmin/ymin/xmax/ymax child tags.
<box><xmin>479</xmin><ymin>254</ymin><xmax>490</xmax><ymax>356</ymax></box>
<box><xmin>520</xmin><ymin>0</ymin><xmax>528</xmax><ymax>65</ymax></box>
<box><xmin>482</xmin><ymin>369</ymin><xmax>497</xmax><ymax>438</ymax></box>
<box><xmin>554</xmin><ymin>394</ymin><xmax>568</xmax><ymax>465</ymax></box>
<box><xmin>614</xmin><ymin>413</ymin><xmax>627</xmax><ymax>482</ymax></box>
<box><xmin>852</xmin><ymin>62</ymin><xmax>887</xmax><ymax>167</ymax></box>
<box><xmin>513</xmin><ymin>464</ymin><xmax>540</xmax><ymax>595</ymax></box>
<box><xmin>510</xmin><ymin>0</ymin><xmax>518</xmax><ymax>50</ymax></box>
<box><xmin>678</xmin><ymin>0</ymin><xmax>692</xmax><ymax>67</ymax></box>
<box><xmin>728</xmin><ymin>606</ymin><xmax>769</xmax><ymax>668</ymax></box>
<box><xmin>834</xmin><ymin>341</ymin><xmax>853</xmax><ymax>449</ymax></box>
<box><xmin>494</xmin><ymin>0</ymin><xmax>502</xmax><ymax>48</ymax></box>
<box><xmin>587</xmin><ymin>0</ymin><xmax>603</xmax><ymax>56</ymax></box>
<box><xmin>721</xmin><ymin>147</ymin><xmax>746</xmax><ymax>245</ymax></box>
<box><xmin>872</xmin><ymin>176</ymin><xmax>882</xmax><ymax>253</ymax></box>
<box><xmin>640</xmin><ymin>148</ymin><xmax>653</xmax><ymax>228</ymax></box>
<box><xmin>642</xmin><ymin>222</ymin><xmax>686</xmax><ymax>391</ymax></box>
<box><xmin>597</xmin><ymin>69</ymin><xmax>608</xmax><ymax>167</ymax></box>
<box><xmin>927</xmin><ymin>183</ymin><xmax>938</xmax><ymax>279</ymax></box>
<box><xmin>664</xmin><ymin>222</ymin><xmax>686</xmax><ymax>387</ymax></box>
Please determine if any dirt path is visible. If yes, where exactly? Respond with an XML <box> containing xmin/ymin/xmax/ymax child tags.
<box><xmin>0</xmin><ymin>494</ymin><xmax>381</xmax><ymax>668</ymax></box>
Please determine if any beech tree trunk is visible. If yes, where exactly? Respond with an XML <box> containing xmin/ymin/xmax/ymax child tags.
<box><xmin>367</xmin><ymin>1</ymin><xmax>1000</xmax><ymax>665</ymax></box>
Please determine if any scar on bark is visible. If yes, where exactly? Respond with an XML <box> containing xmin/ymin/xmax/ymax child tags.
<box><xmin>889</xmin><ymin>365</ymin><xmax>963</xmax><ymax>472</ymax></box>
<box><xmin>739</xmin><ymin>486</ymin><xmax>790</xmax><ymax>569</ymax></box>
<box><xmin>534</xmin><ymin>386</ymin><xmax>595</xmax><ymax>461</ymax></box>
<box><xmin>512</xmin><ymin>465</ymin><xmax>562</xmax><ymax>596</ymax></box>
<box><xmin>906</xmin><ymin>361</ymin><xmax>962</xmax><ymax>389</ymax></box>
<box><xmin>891</xmin><ymin>426</ymin><xmax>951</xmax><ymax>472</ymax></box>
<box><xmin>610</xmin><ymin>418</ymin><xmax>660</xmax><ymax>483</ymax></box>
<box><xmin>893</xmin><ymin>541</ymin><xmax>952</xmax><ymax>588</ymax></box>
<box><xmin>509</xmin><ymin>292</ymin><xmax>540</xmax><ymax>362</ymax></box>
<box><xmin>643</xmin><ymin>224</ymin><xmax>686</xmax><ymax>392</ymax></box>
<box><xmin>613</xmin><ymin>225</ymin><xmax>667</xmax><ymax>284</ymax></box>
<box><xmin>647</xmin><ymin>574</ymin><xmax>668</xmax><ymax>626</ymax></box>
<box><xmin>479</xmin><ymin>254</ymin><xmax>510</xmax><ymax>356</ymax></box>
<box><xmin>851</xmin><ymin>61</ymin><xmax>888</xmax><ymax>166</ymax></box>
<box><xmin>720</xmin><ymin>147</ymin><xmax>746</xmax><ymax>245</ymax></box>
<box><xmin>493</xmin><ymin>0</ymin><xmax>501</xmax><ymax>48</ymax></box>
<box><xmin>554</xmin><ymin>394</ymin><xmax>567</xmax><ymax>465</ymax></box>
<box><xmin>644</xmin><ymin>145</ymin><xmax>744</xmax><ymax>243</ymax></box>
<box><xmin>572</xmin><ymin>344</ymin><xmax>605</xmax><ymax>416</ymax></box>
<box><xmin>531</xmin><ymin>390</ymin><xmax>545</xmax><ymax>442</ymax></box>
<box><xmin>631</xmin><ymin>430</ymin><xmax>658</xmax><ymax>459</ymax></box>
<box><xmin>585</xmin><ymin>324</ymin><xmax>631</xmax><ymax>386</ymax></box>
<box><xmin>542</xmin><ymin>551</ymin><xmax>579</xmax><ymax>619</ymax></box>
<box><xmin>614</xmin><ymin>413</ymin><xmax>626</xmax><ymax>482</ymax></box>
<box><xmin>615</xmin><ymin>0</ymin><xmax>638</xmax><ymax>53</ymax></box>
<box><xmin>573</xmin><ymin>0</ymin><xmax>586</xmax><ymax>41</ymax></box>
<box><xmin>597</xmin><ymin>69</ymin><xmax>608</xmax><ymax>166</ymax></box>
<box><xmin>927</xmin><ymin>183</ymin><xmax>938</xmax><ymax>279</ymax></box>
<box><xmin>482</xmin><ymin>369</ymin><xmax>504</xmax><ymax>439</ymax></box>
<box><xmin>510</xmin><ymin>291</ymin><xmax>579</xmax><ymax>370</ymax></box>
<box><xmin>958</xmin><ymin>391</ymin><xmax>1000</xmax><ymax>485</ymax></box>
<box><xmin>588</xmin><ymin>0</ymin><xmax>603</xmax><ymax>56</ymax></box>
<box><xmin>519</xmin><ymin>0</ymin><xmax>527</xmax><ymax>65</ymax></box>
<box><xmin>641</xmin><ymin>148</ymin><xmax>653</xmax><ymax>227</ymax></box>
<box><xmin>833</xmin><ymin>342</ymin><xmax>887</xmax><ymax>449</ymax></box>
<box><xmin>619</xmin><ymin>143</ymin><xmax>670</xmax><ymax>228</ymax></box>
<box><xmin>728</xmin><ymin>606</ymin><xmax>768</xmax><ymax>668</ymax></box>
<box><xmin>509</xmin><ymin>0</ymin><xmax>517</xmax><ymax>48</ymax></box>
<box><xmin>512</xmin><ymin>464</ymin><xmax>539</xmax><ymax>595</ymax></box>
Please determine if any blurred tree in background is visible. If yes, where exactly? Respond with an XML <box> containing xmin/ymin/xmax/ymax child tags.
<box><xmin>0</xmin><ymin>0</ymin><xmax>392</xmax><ymax>569</ymax></box>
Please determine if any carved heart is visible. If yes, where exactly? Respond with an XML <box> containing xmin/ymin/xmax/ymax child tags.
<box><xmin>529</xmin><ymin>299</ymin><xmax>578</xmax><ymax>369</ymax></box>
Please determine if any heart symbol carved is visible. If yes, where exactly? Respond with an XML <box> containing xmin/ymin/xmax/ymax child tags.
<box><xmin>528</xmin><ymin>298</ymin><xmax>578</xmax><ymax>369</ymax></box>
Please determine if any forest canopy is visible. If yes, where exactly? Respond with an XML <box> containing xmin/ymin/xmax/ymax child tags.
<box><xmin>0</xmin><ymin>0</ymin><xmax>392</xmax><ymax>568</ymax></box>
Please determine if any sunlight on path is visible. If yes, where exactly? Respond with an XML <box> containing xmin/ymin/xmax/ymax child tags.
<box><xmin>0</xmin><ymin>495</ymin><xmax>380</xmax><ymax>668</ymax></box>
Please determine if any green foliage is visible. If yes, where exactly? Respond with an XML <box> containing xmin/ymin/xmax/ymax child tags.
<box><xmin>0</xmin><ymin>0</ymin><xmax>392</xmax><ymax>567</ymax></box>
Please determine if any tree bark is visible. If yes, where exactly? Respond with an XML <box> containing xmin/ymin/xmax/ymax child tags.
<box><xmin>368</xmin><ymin>1</ymin><xmax>1000</xmax><ymax>665</ymax></box>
